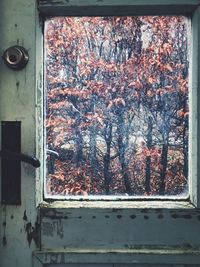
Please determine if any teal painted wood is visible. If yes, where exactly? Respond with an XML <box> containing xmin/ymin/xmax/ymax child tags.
<box><xmin>190</xmin><ymin>6</ymin><xmax>200</xmax><ymax>207</ymax></box>
<box><xmin>39</xmin><ymin>203</ymin><xmax>200</xmax><ymax>264</ymax></box>
<box><xmin>34</xmin><ymin>2</ymin><xmax>200</xmax><ymax>267</ymax></box>
<box><xmin>33</xmin><ymin>249</ymin><xmax>200</xmax><ymax>264</ymax></box>
<box><xmin>0</xmin><ymin>0</ymin><xmax>39</xmax><ymax>266</ymax></box>
<box><xmin>38</xmin><ymin>0</ymin><xmax>200</xmax><ymax>6</ymax></box>
<box><xmin>37</xmin><ymin>5</ymin><xmax>200</xmax><ymax>265</ymax></box>
<box><xmin>38</xmin><ymin>0</ymin><xmax>200</xmax><ymax>16</ymax></box>
<box><xmin>34</xmin><ymin>264</ymin><xmax>195</xmax><ymax>267</ymax></box>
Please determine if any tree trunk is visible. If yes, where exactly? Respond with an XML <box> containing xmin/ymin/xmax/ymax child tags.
<box><xmin>118</xmin><ymin>133</ymin><xmax>132</xmax><ymax>194</ymax></box>
<box><xmin>75</xmin><ymin>128</ymin><xmax>83</xmax><ymax>167</ymax></box>
<box><xmin>117</xmin><ymin>111</ymin><xmax>132</xmax><ymax>194</ymax></box>
<box><xmin>145</xmin><ymin>156</ymin><xmax>151</xmax><ymax>194</ymax></box>
<box><xmin>90</xmin><ymin>95</ymin><xmax>97</xmax><ymax>179</ymax></box>
<box><xmin>103</xmin><ymin>122</ymin><xmax>112</xmax><ymax>194</ymax></box>
<box><xmin>90</xmin><ymin>125</ymin><xmax>97</xmax><ymax>176</ymax></box>
<box><xmin>159</xmin><ymin>143</ymin><xmax>168</xmax><ymax>195</ymax></box>
<box><xmin>145</xmin><ymin>117</ymin><xmax>153</xmax><ymax>194</ymax></box>
<box><xmin>74</xmin><ymin>113</ymin><xmax>83</xmax><ymax>167</ymax></box>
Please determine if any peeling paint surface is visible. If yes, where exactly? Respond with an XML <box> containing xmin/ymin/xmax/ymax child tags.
<box><xmin>40</xmin><ymin>206</ymin><xmax>200</xmax><ymax>254</ymax></box>
<box><xmin>0</xmin><ymin>0</ymin><xmax>39</xmax><ymax>266</ymax></box>
<box><xmin>1</xmin><ymin>0</ymin><xmax>200</xmax><ymax>266</ymax></box>
<box><xmin>33</xmin><ymin>249</ymin><xmax>200</xmax><ymax>265</ymax></box>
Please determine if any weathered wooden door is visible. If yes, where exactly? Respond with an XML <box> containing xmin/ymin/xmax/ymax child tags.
<box><xmin>0</xmin><ymin>0</ymin><xmax>40</xmax><ymax>266</ymax></box>
<box><xmin>1</xmin><ymin>1</ymin><xmax>200</xmax><ymax>267</ymax></box>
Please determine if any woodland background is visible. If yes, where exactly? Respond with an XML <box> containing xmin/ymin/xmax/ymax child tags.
<box><xmin>45</xmin><ymin>16</ymin><xmax>189</xmax><ymax>197</ymax></box>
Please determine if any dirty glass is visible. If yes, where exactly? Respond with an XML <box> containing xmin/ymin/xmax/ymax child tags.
<box><xmin>44</xmin><ymin>16</ymin><xmax>190</xmax><ymax>198</ymax></box>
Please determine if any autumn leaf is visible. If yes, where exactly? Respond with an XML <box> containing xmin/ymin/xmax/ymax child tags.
<box><xmin>165</xmin><ymin>64</ymin><xmax>173</xmax><ymax>72</ymax></box>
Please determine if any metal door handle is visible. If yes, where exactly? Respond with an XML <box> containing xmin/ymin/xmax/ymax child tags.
<box><xmin>0</xmin><ymin>150</ymin><xmax>40</xmax><ymax>168</ymax></box>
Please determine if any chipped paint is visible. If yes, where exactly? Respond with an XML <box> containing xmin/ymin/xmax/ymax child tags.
<box><xmin>22</xmin><ymin>210</ymin><xmax>40</xmax><ymax>247</ymax></box>
<box><xmin>1</xmin><ymin>1</ymin><xmax>200</xmax><ymax>266</ymax></box>
<box><xmin>40</xmin><ymin>205</ymin><xmax>200</xmax><ymax>253</ymax></box>
<box><xmin>33</xmin><ymin>248</ymin><xmax>200</xmax><ymax>265</ymax></box>
<box><xmin>23</xmin><ymin>210</ymin><xmax>28</xmax><ymax>221</ymax></box>
<box><xmin>25</xmin><ymin>221</ymin><xmax>40</xmax><ymax>247</ymax></box>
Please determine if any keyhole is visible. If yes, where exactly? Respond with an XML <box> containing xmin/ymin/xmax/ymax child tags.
<box><xmin>9</xmin><ymin>54</ymin><xmax>18</xmax><ymax>63</ymax></box>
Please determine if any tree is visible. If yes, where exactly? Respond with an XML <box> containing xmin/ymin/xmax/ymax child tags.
<box><xmin>45</xmin><ymin>16</ymin><xmax>189</xmax><ymax>197</ymax></box>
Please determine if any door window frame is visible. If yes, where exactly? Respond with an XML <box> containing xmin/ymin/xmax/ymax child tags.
<box><xmin>34</xmin><ymin>1</ymin><xmax>200</xmax><ymax>265</ymax></box>
<box><xmin>36</xmin><ymin>0</ymin><xmax>200</xmax><ymax>208</ymax></box>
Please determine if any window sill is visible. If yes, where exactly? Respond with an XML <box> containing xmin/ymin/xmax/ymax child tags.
<box><xmin>33</xmin><ymin>246</ymin><xmax>200</xmax><ymax>265</ymax></box>
<box><xmin>40</xmin><ymin>199</ymin><xmax>195</xmax><ymax>210</ymax></box>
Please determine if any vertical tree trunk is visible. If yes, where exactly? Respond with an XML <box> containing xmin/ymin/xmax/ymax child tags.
<box><xmin>159</xmin><ymin>143</ymin><xmax>168</xmax><ymax>195</ymax></box>
<box><xmin>75</xmin><ymin>128</ymin><xmax>83</xmax><ymax>167</ymax></box>
<box><xmin>145</xmin><ymin>116</ymin><xmax>153</xmax><ymax>194</ymax></box>
<box><xmin>90</xmin><ymin>95</ymin><xmax>97</xmax><ymax>178</ymax></box>
<box><xmin>74</xmin><ymin>113</ymin><xmax>83</xmax><ymax>168</ymax></box>
<box><xmin>117</xmin><ymin>111</ymin><xmax>132</xmax><ymax>194</ymax></box>
<box><xmin>90</xmin><ymin>125</ymin><xmax>97</xmax><ymax>175</ymax></box>
<box><xmin>103</xmin><ymin>122</ymin><xmax>112</xmax><ymax>194</ymax></box>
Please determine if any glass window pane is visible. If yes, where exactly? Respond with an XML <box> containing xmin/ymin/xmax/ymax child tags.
<box><xmin>44</xmin><ymin>16</ymin><xmax>190</xmax><ymax>198</ymax></box>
